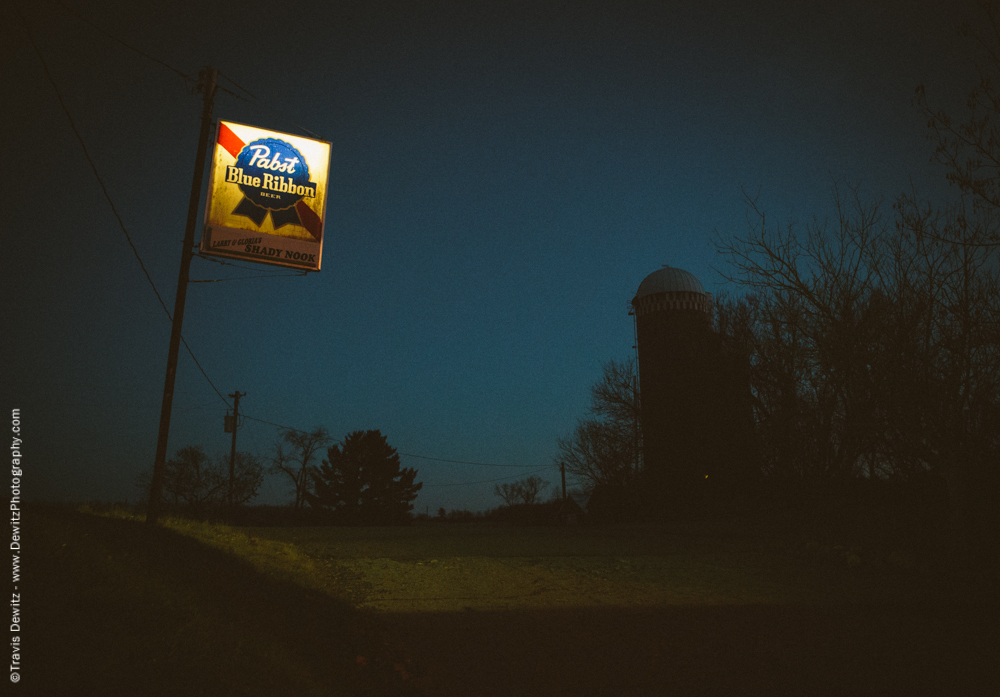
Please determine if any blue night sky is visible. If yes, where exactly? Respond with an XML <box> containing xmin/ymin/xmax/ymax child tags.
<box><xmin>5</xmin><ymin>0</ymin><xmax>977</xmax><ymax>513</ymax></box>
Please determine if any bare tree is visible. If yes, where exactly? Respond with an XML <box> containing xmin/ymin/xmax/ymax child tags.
<box><xmin>716</xmin><ymin>185</ymin><xmax>935</xmax><ymax>481</ymax></box>
<box><xmin>270</xmin><ymin>427</ymin><xmax>332</xmax><ymax>509</ymax></box>
<box><xmin>518</xmin><ymin>475</ymin><xmax>549</xmax><ymax>505</ymax></box>
<box><xmin>590</xmin><ymin>358</ymin><xmax>642</xmax><ymax>443</ymax></box>
<box><xmin>557</xmin><ymin>420</ymin><xmax>635</xmax><ymax>494</ymax></box>
<box><xmin>901</xmin><ymin>6</ymin><xmax>1000</xmax><ymax>550</ymax></box>
<box><xmin>912</xmin><ymin>1</ymin><xmax>1000</xmax><ymax>247</ymax></box>
<box><xmin>707</xmin><ymin>3</ymin><xmax>1000</xmax><ymax>562</ymax></box>
<box><xmin>136</xmin><ymin>446</ymin><xmax>264</xmax><ymax>511</ymax></box>
<box><xmin>717</xmin><ymin>176</ymin><xmax>1000</xmax><ymax>551</ymax></box>
<box><xmin>493</xmin><ymin>481</ymin><xmax>520</xmax><ymax>506</ymax></box>
<box><xmin>167</xmin><ymin>445</ymin><xmax>224</xmax><ymax>509</ymax></box>
<box><xmin>493</xmin><ymin>476</ymin><xmax>551</xmax><ymax>506</ymax></box>
<box><xmin>557</xmin><ymin>358</ymin><xmax>641</xmax><ymax>496</ymax></box>
<box><xmin>218</xmin><ymin>451</ymin><xmax>265</xmax><ymax>506</ymax></box>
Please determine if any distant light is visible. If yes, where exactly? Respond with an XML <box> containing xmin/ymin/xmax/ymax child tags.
<box><xmin>704</xmin><ymin>475</ymin><xmax>708</xmax><ymax>479</ymax></box>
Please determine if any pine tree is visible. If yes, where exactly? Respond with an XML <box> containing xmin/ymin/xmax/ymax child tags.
<box><xmin>309</xmin><ymin>430</ymin><xmax>422</xmax><ymax>524</ymax></box>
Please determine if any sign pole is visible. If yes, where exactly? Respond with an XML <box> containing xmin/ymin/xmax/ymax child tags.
<box><xmin>228</xmin><ymin>390</ymin><xmax>244</xmax><ymax>511</ymax></box>
<box><xmin>146</xmin><ymin>66</ymin><xmax>218</xmax><ymax>528</ymax></box>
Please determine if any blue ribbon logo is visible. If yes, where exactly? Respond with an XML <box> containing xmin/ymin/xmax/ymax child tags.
<box><xmin>226</xmin><ymin>138</ymin><xmax>318</xmax><ymax>229</ymax></box>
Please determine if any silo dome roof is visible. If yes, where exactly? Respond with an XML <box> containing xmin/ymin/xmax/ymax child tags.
<box><xmin>635</xmin><ymin>266</ymin><xmax>706</xmax><ymax>299</ymax></box>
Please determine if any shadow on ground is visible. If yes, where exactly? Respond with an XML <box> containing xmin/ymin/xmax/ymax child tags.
<box><xmin>28</xmin><ymin>505</ymin><xmax>420</xmax><ymax>696</ymax></box>
<box><xmin>27</xmin><ymin>505</ymin><xmax>1000</xmax><ymax>696</ymax></box>
<box><xmin>386</xmin><ymin>601</ymin><xmax>998</xmax><ymax>696</ymax></box>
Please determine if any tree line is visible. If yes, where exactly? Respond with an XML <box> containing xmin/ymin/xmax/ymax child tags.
<box><xmin>138</xmin><ymin>428</ymin><xmax>422</xmax><ymax>525</ymax></box>
<box><xmin>716</xmin><ymin>10</ymin><xmax>999</xmax><ymax>556</ymax></box>
<box><xmin>558</xmin><ymin>6</ymin><xmax>1000</xmax><ymax>560</ymax></box>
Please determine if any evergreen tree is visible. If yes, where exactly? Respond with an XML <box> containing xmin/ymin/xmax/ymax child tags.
<box><xmin>309</xmin><ymin>430</ymin><xmax>422</xmax><ymax>524</ymax></box>
<box><xmin>309</xmin><ymin>440</ymin><xmax>364</xmax><ymax>522</ymax></box>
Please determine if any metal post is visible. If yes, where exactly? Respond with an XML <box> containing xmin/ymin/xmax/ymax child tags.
<box><xmin>146</xmin><ymin>67</ymin><xmax>218</xmax><ymax>527</ymax></box>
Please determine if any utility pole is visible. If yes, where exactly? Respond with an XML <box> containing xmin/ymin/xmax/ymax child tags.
<box><xmin>228</xmin><ymin>391</ymin><xmax>245</xmax><ymax>509</ymax></box>
<box><xmin>146</xmin><ymin>66</ymin><xmax>218</xmax><ymax>528</ymax></box>
<box><xmin>560</xmin><ymin>461</ymin><xmax>566</xmax><ymax>500</ymax></box>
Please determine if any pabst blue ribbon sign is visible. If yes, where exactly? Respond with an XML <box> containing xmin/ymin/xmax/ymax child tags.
<box><xmin>201</xmin><ymin>121</ymin><xmax>331</xmax><ymax>271</ymax></box>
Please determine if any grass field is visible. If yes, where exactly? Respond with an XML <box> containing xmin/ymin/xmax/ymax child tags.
<box><xmin>29</xmin><ymin>504</ymin><xmax>999</xmax><ymax>696</ymax></box>
<box><xmin>241</xmin><ymin>521</ymin><xmax>874</xmax><ymax>611</ymax></box>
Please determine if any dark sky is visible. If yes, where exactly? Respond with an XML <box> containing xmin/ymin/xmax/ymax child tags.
<box><xmin>5</xmin><ymin>0</ymin><xmax>977</xmax><ymax>513</ymax></box>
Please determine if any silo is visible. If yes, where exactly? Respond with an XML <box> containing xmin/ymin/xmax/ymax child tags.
<box><xmin>632</xmin><ymin>265</ymin><xmax>766</xmax><ymax>519</ymax></box>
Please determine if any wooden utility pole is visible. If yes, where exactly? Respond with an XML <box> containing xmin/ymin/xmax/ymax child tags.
<box><xmin>228</xmin><ymin>391</ymin><xmax>245</xmax><ymax>509</ymax></box>
<box><xmin>146</xmin><ymin>66</ymin><xmax>218</xmax><ymax>527</ymax></box>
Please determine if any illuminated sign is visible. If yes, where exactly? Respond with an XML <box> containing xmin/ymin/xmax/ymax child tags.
<box><xmin>200</xmin><ymin>121</ymin><xmax>331</xmax><ymax>271</ymax></box>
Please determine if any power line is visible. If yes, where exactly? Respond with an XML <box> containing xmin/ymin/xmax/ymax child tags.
<box><xmin>19</xmin><ymin>11</ymin><xmax>231</xmax><ymax>410</ymax></box>
<box><xmin>422</xmin><ymin>467</ymin><xmax>554</xmax><ymax>488</ymax></box>
<box><xmin>191</xmin><ymin>273</ymin><xmax>307</xmax><ymax>283</ymax></box>
<box><xmin>20</xmin><ymin>15</ymin><xmax>171</xmax><ymax>318</ymax></box>
<box><xmin>191</xmin><ymin>254</ymin><xmax>306</xmax><ymax>282</ymax></box>
<box><xmin>51</xmin><ymin>0</ymin><xmax>246</xmax><ymax>106</ymax></box>
<box><xmin>178</xmin><ymin>339</ymin><xmax>230</xmax><ymax>407</ymax></box>
<box><xmin>52</xmin><ymin>15</ymin><xmax>271</xmax><ymax>118</ymax></box>
<box><xmin>242</xmin><ymin>415</ymin><xmax>550</xmax><ymax>473</ymax></box>
<box><xmin>52</xmin><ymin>0</ymin><xmax>195</xmax><ymax>85</ymax></box>
<box><xmin>217</xmin><ymin>70</ymin><xmax>324</xmax><ymax>140</ymax></box>
<box><xmin>49</xmin><ymin>1</ymin><xmax>323</xmax><ymax>141</ymax></box>
<box><xmin>398</xmin><ymin>453</ymin><xmax>541</xmax><ymax>468</ymax></box>
<box><xmin>31</xmin><ymin>0</ymin><xmax>516</xmax><ymax>490</ymax></box>
<box><xmin>12</xmin><ymin>16</ymin><xmax>549</xmax><ymax>481</ymax></box>
<box><xmin>241</xmin><ymin>414</ymin><xmax>309</xmax><ymax>433</ymax></box>
<box><xmin>177</xmin><ymin>400</ymin><xmax>221</xmax><ymax>415</ymax></box>
<box><xmin>216</xmin><ymin>70</ymin><xmax>260</xmax><ymax>100</ymax></box>
<box><xmin>195</xmin><ymin>254</ymin><xmax>304</xmax><ymax>274</ymax></box>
